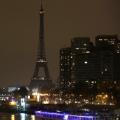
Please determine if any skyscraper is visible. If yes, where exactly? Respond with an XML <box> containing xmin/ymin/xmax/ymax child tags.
<box><xmin>59</xmin><ymin>37</ymin><xmax>99</xmax><ymax>89</ymax></box>
<box><xmin>59</xmin><ymin>35</ymin><xmax>120</xmax><ymax>90</ymax></box>
<box><xmin>95</xmin><ymin>35</ymin><xmax>118</xmax><ymax>81</ymax></box>
<box><xmin>113</xmin><ymin>37</ymin><xmax>120</xmax><ymax>81</ymax></box>
<box><xmin>60</xmin><ymin>48</ymin><xmax>71</xmax><ymax>89</ymax></box>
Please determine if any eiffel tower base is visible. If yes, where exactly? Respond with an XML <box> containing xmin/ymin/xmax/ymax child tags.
<box><xmin>29</xmin><ymin>79</ymin><xmax>53</xmax><ymax>91</ymax></box>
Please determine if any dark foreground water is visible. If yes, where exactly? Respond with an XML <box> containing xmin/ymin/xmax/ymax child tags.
<box><xmin>0</xmin><ymin>113</ymin><xmax>41</xmax><ymax>120</ymax></box>
<box><xmin>0</xmin><ymin>112</ymin><xmax>118</xmax><ymax>120</ymax></box>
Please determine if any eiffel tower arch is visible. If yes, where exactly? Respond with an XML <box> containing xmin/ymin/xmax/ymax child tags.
<box><xmin>29</xmin><ymin>0</ymin><xmax>53</xmax><ymax>91</ymax></box>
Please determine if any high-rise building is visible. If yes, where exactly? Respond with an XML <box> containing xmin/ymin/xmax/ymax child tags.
<box><xmin>59</xmin><ymin>37</ymin><xmax>99</xmax><ymax>89</ymax></box>
<box><xmin>71</xmin><ymin>37</ymin><xmax>98</xmax><ymax>79</ymax></box>
<box><xmin>59</xmin><ymin>35</ymin><xmax>120</xmax><ymax>90</ymax></box>
<box><xmin>60</xmin><ymin>48</ymin><xmax>71</xmax><ymax>89</ymax></box>
<box><xmin>114</xmin><ymin>39</ymin><xmax>120</xmax><ymax>81</ymax></box>
<box><xmin>95</xmin><ymin>35</ymin><xmax>118</xmax><ymax>81</ymax></box>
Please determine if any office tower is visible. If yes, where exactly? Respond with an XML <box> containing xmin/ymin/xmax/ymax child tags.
<box><xmin>71</xmin><ymin>37</ymin><xmax>98</xmax><ymax>87</ymax></box>
<box><xmin>114</xmin><ymin>39</ymin><xmax>120</xmax><ymax>81</ymax></box>
<box><xmin>60</xmin><ymin>48</ymin><xmax>71</xmax><ymax>89</ymax></box>
<box><xmin>95</xmin><ymin>35</ymin><xmax>118</xmax><ymax>81</ymax></box>
<box><xmin>60</xmin><ymin>37</ymin><xmax>98</xmax><ymax>89</ymax></box>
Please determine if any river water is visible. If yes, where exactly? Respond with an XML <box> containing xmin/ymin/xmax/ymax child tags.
<box><xmin>0</xmin><ymin>112</ymin><xmax>118</xmax><ymax>120</ymax></box>
<box><xmin>0</xmin><ymin>113</ymin><xmax>41</xmax><ymax>120</ymax></box>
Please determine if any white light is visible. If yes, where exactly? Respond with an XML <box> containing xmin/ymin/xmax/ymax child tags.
<box><xmin>64</xmin><ymin>114</ymin><xmax>69</xmax><ymax>120</ymax></box>
<box><xmin>43</xmin><ymin>100</ymin><xmax>49</xmax><ymax>104</ymax></box>
<box><xmin>83</xmin><ymin>43</ymin><xmax>87</xmax><ymax>46</ymax></box>
<box><xmin>104</xmin><ymin>38</ymin><xmax>108</xmax><ymax>41</ymax></box>
<box><xmin>37</xmin><ymin>93</ymin><xmax>40</xmax><ymax>102</ymax></box>
<box><xmin>41</xmin><ymin>77</ymin><xmax>45</xmax><ymax>80</ymax></box>
<box><xmin>40</xmin><ymin>11</ymin><xmax>45</xmax><ymax>14</ymax></box>
<box><xmin>86</xmin><ymin>51</ymin><xmax>90</xmax><ymax>53</ymax></box>
<box><xmin>31</xmin><ymin>115</ymin><xmax>35</xmax><ymax>120</ymax></box>
<box><xmin>20</xmin><ymin>98</ymin><xmax>26</xmax><ymax>110</ymax></box>
<box><xmin>99</xmin><ymin>39</ymin><xmax>102</xmax><ymax>41</ymax></box>
<box><xmin>105</xmin><ymin>68</ymin><xmax>108</xmax><ymax>71</ymax></box>
<box><xmin>72</xmin><ymin>62</ymin><xmax>75</xmax><ymax>66</ymax></box>
<box><xmin>84</xmin><ymin>61</ymin><xmax>88</xmax><ymax>64</ymax></box>
<box><xmin>20</xmin><ymin>113</ymin><xmax>26</xmax><ymax>120</ymax></box>
<box><xmin>28</xmin><ymin>96</ymin><xmax>30</xmax><ymax>99</ymax></box>
<box><xmin>37</xmin><ymin>59</ymin><xmax>46</xmax><ymax>63</ymax></box>
<box><xmin>117</xmin><ymin>50</ymin><xmax>120</xmax><ymax>53</ymax></box>
<box><xmin>75</xmin><ymin>48</ymin><xmax>79</xmax><ymax>50</ymax></box>
<box><xmin>11</xmin><ymin>114</ymin><xmax>15</xmax><ymax>120</ymax></box>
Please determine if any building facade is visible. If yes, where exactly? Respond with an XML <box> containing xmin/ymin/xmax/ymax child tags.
<box><xmin>59</xmin><ymin>35</ymin><xmax>120</xmax><ymax>91</ymax></box>
<box><xmin>60</xmin><ymin>37</ymin><xmax>99</xmax><ymax>89</ymax></box>
<box><xmin>95</xmin><ymin>35</ymin><xmax>119</xmax><ymax>81</ymax></box>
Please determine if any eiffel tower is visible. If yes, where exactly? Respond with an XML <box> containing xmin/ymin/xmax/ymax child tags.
<box><xmin>29</xmin><ymin>0</ymin><xmax>52</xmax><ymax>90</ymax></box>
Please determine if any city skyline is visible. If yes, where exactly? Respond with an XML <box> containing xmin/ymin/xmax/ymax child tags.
<box><xmin>0</xmin><ymin>0</ymin><xmax>120</xmax><ymax>87</ymax></box>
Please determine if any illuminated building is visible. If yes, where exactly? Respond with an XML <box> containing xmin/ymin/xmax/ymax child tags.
<box><xmin>95</xmin><ymin>35</ymin><xmax>119</xmax><ymax>81</ymax></box>
<box><xmin>9</xmin><ymin>98</ymin><xmax>17</xmax><ymax>106</ymax></box>
<box><xmin>60</xmin><ymin>48</ymin><xmax>71</xmax><ymax>89</ymax></box>
<box><xmin>0</xmin><ymin>88</ymin><xmax>12</xmax><ymax>101</ymax></box>
<box><xmin>59</xmin><ymin>37</ymin><xmax>99</xmax><ymax>90</ymax></box>
<box><xmin>59</xmin><ymin>35</ymin><xmax>120</xmax><ymax>102</ymax></box>
<box><xmin>59</xmin><ymin>35</ymin><xmax>120</xmax><ymax>105</ymax></box>
<box><xmin>71</xmin><ymin>37</ymin><xmax>99</xmax><ymax>85</ymax></box>
<box><xmin>114</xmin><ymin>40</ymin><xmax>120</xmax><ymax>81</ymax></box>
<box><xmin>7</xmin><ymin>85</ymin><xmax>20</xmax><ymax>92</ymax></box>
<box><xmin>95</xmin><ymin>92</ymin><xmax>115</xmax><ymax>105</ymax></box>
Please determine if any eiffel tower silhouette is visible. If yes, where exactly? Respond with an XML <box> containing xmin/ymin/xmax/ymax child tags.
<box><xmin>29</xmin><ymin>0</ymin><xmax>52</xmax><ymax>90</ymax></box>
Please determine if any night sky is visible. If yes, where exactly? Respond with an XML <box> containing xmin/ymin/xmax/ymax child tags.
<box><xmin>0</xmin><ymin>0</ymin><xmax>120</xmax><ymax>87</ymax></box>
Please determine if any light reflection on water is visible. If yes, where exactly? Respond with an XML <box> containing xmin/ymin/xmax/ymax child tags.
<box><xmin>0</xmin><ymin>113</ymin><xmax>41</xmax><ymax>120</ymax></box>
<box><xmin>0</xmin><ymin>112</ymin><xmax>117</xmax><ymax>120</ymax></box>
<box><xmin>11</xmin><ymin>114</ymin><xmax>15</xmax><ymax>120</ymax></box>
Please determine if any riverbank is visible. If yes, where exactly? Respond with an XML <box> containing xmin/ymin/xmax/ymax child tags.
<box><xmin>0</xmin><ymin>104</ymin><xmax>119</xmax><ymax>120</ymax></box>
<box><xmin>0</xmin><ymin>103</ymin><xmax>117</xmax><ymax>115</ymax></box>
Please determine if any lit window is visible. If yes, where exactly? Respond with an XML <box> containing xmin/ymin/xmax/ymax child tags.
<box><xmin>117</xmin><ymin>50</ymin><xmax>120</xmax><ymax>53</ymax></box>
<box><xmin>114</xmin><ymin>81</ymin><xmax>117</xmax><ymax>84</ymax></box>
<box><xmin>111</xmin><ymin>41</ymin><xmax>115</xmax><ymax>45</ymax></box>
<box><xmin>84</xmin><ymin>61</ymin><xmax>88</xmax><ymax>64</ymax></box>
<box><xmin>86</xmin><ymin>51</ymin><xmax>90</xmax><ymax>53</ymax></box>
<box><xmin>11</xmin><ymin>115</ymin><xmax>15</xmax><ymax>120</ymax></box>
<box><xmin>72</xmin><ymin>62</ymin><xmax>75</xmax><ymax>66</ymax></box>
<box><xmin>75</xmin><ymin>48</ymin><xmax>80</xmax><ymax>50</ymax></box>
<box><xmin>105</xmin><ymin>68</ymin><xmax>108</xmax><ymax>71</ymax></box>
<box><xmin>83</xmin><ymin>43</ymin><xmax>87</xmax><ymax>46</ymax></box>
<box><xmin>104</xmin><ymin>39</ymin><xmax>108</xmax><ymax>41</ymax></box>
<box><xmin>91</xmin><ymin>81</ymin><xmax>94</xmax><ymax>84</ymax></box>
<box><xmin>99</xmin><ymin>39</ymin><xmax>103</xmax><ymax>41</ymax></box>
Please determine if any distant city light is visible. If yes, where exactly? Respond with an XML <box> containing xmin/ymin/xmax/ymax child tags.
<box><xmin>31</xmin><ymin>115</ymin><xmax>35</xmax><ymax>120</ymax></box>
<box><xmin>84</xmin><ymin>61</ymin><xmax>88</xmax><ymax>64</ymax></box>
<box><xmin>20</xmin><ymin>113</ymin><xmax>26</xmax><ymax>120</ymax></box>
<box><xmin>11</xmin><ymin>114</ymin><xmax>15</xmax><ymax>120</ymax></box>
<box><xmin>9</xmin><ymin>98</ymin><xmax>17</xmax><ymax>106</ymax></box>
<box><xmin>75</xmin><ymin>48</ymin><xmax>80</xmax><ymax>50</ymax></box>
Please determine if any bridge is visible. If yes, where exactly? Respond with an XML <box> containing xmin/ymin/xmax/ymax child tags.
<box><xmin>35</xmin><ymin>111</ymin><xmax>99</xmax><ymax>120</ymax></box>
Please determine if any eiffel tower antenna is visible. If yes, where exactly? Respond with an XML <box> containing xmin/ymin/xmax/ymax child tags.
<box><xmin>40</xmin><ymin>0</ymin><xmax>43</xmax><ymax>10</ymax></box>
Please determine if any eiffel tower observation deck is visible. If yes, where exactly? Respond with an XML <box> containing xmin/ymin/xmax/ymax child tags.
<box><xmin>29</xmin><ymin>0</ymin><xmax>53</xmax><ymax>91</ymax></box>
